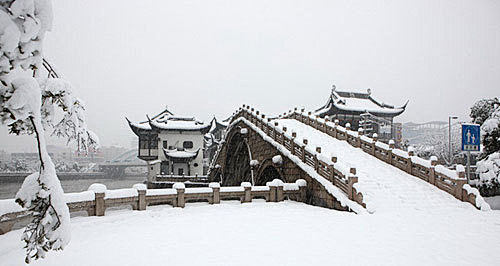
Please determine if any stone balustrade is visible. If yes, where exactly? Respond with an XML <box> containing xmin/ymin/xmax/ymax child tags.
<box><xmin>230</xmin><ymin>107</ymin><xmax>366</xmax><ymax>208</ymax></box>
<box><xmin>0</xmin><ymin>179</ymin><xmax>306</xmax><ymax>235</ymax></box>
<box><xmin>284</xmin><ymin>110</ymin><xmax>481</xmax><ymax>209</ymax></box>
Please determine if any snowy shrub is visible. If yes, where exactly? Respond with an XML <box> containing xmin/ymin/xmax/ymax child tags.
<box><xmin>476</xmin><ymin>152</ymin><xmax>500</xmax><ymax>189</ymax></box>
<box><xmin>470</xmin><ymin>98</ymin><xmax>500</xmax><ymax>157</ymax></box>
<box><xmin>0</xmin><ymin>0</ymin><xmax>98</xmax><ymax>262</ymax></box>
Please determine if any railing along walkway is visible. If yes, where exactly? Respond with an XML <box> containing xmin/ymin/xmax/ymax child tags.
<box><xmin>0</xmin><ymin>180</ymin><xmax>306</xmax><ymax>235</ymax></box>
<box><xmin>281</xmin><ymin>109</ymin><xmax>487</xmax><ymax>210</ymax></box>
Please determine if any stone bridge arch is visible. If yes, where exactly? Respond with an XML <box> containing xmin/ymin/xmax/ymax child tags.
<box><xmin>208</xmin><ymin>111</ymin><xmax>354</xmax><ymax>212</ymax></box>
<box><xmin>255</xmin><ymin>159</ymin><xmax>284</xmax><ymax>185</ymax></box>
<box><xmin>221</xmin><ymin>126</ymin><xmax>252</xmax><ymax>186</ymax></box>
<box><xmin>210</xmin><ymin>119</ymin><xmax>306</xmax><ymax>193</ymax></box>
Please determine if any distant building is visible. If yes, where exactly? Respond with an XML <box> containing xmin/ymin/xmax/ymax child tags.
<box><xmin>127</xmin><ymin>107</ymin><xmax>212</xmax><ymax>181</ymax></box>
<box><xmin>204</xmin><ymin>117</ymin><xmax>228</xmax><ymax>172</ymax></box>
<box><xmin>315</xmin><ymin>86</ymin><xmax>408</xmax><ymax>141</ymax></box>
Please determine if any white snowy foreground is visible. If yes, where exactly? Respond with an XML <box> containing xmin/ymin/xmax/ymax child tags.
<box><xmin>1</xmin><ymin>200</ymin><xmax>500</xmax><ymax>266</ymax></box>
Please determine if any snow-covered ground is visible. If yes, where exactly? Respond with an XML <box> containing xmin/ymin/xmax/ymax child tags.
<box><xmin>1</xmin><ymin>201</ymin><xmax>500</xmax><ymax>266</ymax></box>
<box><xmin>278</xmin><ymin>119</ymin><xmax>478</xmax><ymax>213</ymax></box>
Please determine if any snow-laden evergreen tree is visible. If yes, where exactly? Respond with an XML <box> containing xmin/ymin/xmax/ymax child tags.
<box><xmin>471</xmin><ymin>98</ymin><xmax>500</xmax><ymax>191</ymax></box>
<box><xmin>0</xmin><ymin>0</ymin><xmax>98</xmax><ymax>263</ymax></box>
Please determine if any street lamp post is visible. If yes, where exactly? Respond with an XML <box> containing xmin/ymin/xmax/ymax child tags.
<box><xmin>448</xmin><ymin>116</ymin><xmax>458</xmax><ymax>165</ymax></box>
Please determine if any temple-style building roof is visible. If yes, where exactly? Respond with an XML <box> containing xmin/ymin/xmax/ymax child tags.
<box><xmin>209</xmin><ymin>117</ymin><xmax>228</xmax><ymax>134</ymax></box>
<box><xmin>126</xmin><ymin>107</ymin><xmax>211</xmax><ymax>136</ymax></box>
<box><xmin>315</xmin><ymin>86</ymin><xmax>408</xmax><ymax>118</ymax></box>
<box><xmin>163</xmin><ymin>148</ymin><xmax>200</xmax><ymax>162</ymax></box>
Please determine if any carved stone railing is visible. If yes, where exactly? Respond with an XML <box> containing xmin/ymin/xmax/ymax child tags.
<box><xmin>284</xmin><ymin>109</ymin><xmax>485</xmax><ymax>209</ymax></box>
<box><xmin>228</xmin><ymin>106</ymin><xmax>365</xmax><ymax>209</ymax></box>
<box><xmin>0</xmin><ymin>180</ymin><xmax>306</xmax><ymax>235</ymax></box>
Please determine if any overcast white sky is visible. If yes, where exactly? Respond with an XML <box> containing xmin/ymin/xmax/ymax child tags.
<box><xmin>1</xmin><ymin>0</ymin><xmax>499</xmax><ymax>152</ymax></box>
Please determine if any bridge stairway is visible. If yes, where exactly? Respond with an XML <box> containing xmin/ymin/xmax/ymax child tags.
<box><xmin>277</xmin><ymin>116</ymin><xmax>482</xmax><ymax>213</ymax></box>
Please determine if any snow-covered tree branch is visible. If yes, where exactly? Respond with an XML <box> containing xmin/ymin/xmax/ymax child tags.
<box><xmin>0</xmin><ymin>0</ymin><xmax>98</xmax><ymax>263</ymax></box>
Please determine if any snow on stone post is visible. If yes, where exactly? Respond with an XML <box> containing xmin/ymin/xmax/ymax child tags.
<box><xmin>301</xmin><ymin>139</ymin><xmax>308</xmax><ymax>162</ymax></box>
<box><xmin>133</xmin><ymin>184</ymin><xmax>147</xmax><ymax>211</ymax></box>
<box><xmin>89</xmin><ymin>184</ymin><xmax>107</xmax><ymax>216</ymax></box>
<box><xmin>209</xmin><ymin>183</ymin><xmax>220</xmax><ymax>204</ymax></box>
<box><xmin>387</xmin><ymin>140</ymin><xmax>395</xmax><ymax>164</ymax></box>
<box><xmin>95</xmin><ymin>193</ymin><xmax>105</xmax><ymax>216</ymax></box>
<box><xmin>389</xmin><ymin>139</ymin><xmax>395</xmax><ymax>149</ymax></box>
<box><xmin>241</xmin><ymin>182</ymin><xmax>252</xmax><ymax>203</ymax></box>
<box><xmin>408</xmin><ymin>146</ymin><xmax>415</xmax><ymax>157</ymax></box>
<box><xmin>174</xmin><ymin>183</ymin><xmax>186</xmax><ymax>208</ymax></box>
<box><xmin>345</xmin><ymin>123</ymin><xmax>351</xmax><ymax>132</ymax></box>
<box><xmin>455</xmin><ymin>165</ymin><xmax>466</xmax><ymax>200</ymax></box>
<box><xmin>406</xmin><ymin>149</ymin><xmax>414</xmax><ymax>175</ymax></box>
<box><xmin>268</xmin><ymin>183</ymin><xmax>277</xmax><ymax>202</ymax></box>
<box><xmin>314</xmin><ymin>147</ymin><xmax>321</xmax><ymax>171</ymax></box>
<box><xmin>429</xmin><ymin>156</ymin><xmax>438</xmax><ymax>185</ymax></box>
<box><xmin>347</xmin><ymin>168</ymin><xmax>358</xmax><ymax>201</ymax></box>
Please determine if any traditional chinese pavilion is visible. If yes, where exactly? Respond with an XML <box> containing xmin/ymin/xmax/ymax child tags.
<box><xmin>315</xmin><ymin>86</ymin><xmax>408</xmax><ymax>140</ymax></box>
<box><xmin>127</xmin><ymin>107</ymin><xmax>212</xmax><ymax>181</ymax></box>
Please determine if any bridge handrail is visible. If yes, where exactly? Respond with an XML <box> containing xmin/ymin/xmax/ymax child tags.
<box><xmin>228</xmin><ymin>106</ymin><xmax>366</xmax><ymax>212</ymax></box>
<box><xmin>0</xmin><ymin>180</ymin><xmax>307</xmax><ymax>235</ymax></box>
<box><xmin>283</xmin><ymin>109</ymin><xmax>488</xmax><ymax>210</ymax></box>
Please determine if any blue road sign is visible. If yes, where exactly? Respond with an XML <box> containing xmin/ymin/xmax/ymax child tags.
<box><xmin>462</xmin><ymin>124</ymin><xmax>480</xmax><ymax>151</ymax></box>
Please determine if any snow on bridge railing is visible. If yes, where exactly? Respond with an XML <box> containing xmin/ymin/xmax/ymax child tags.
<box><xmin>283</xmin><ymin>109</ymin><xmax>490</xmax><ymax>211</ymax></box>
<box><xmin>0</xmin><ymin>180</ymin><xmax>307</xmax><ymax>235</ymax></box>
<box><xmin>228</xmin><ymin>106</ymin><xmax>367</xmax><ymax>213</ymax></box>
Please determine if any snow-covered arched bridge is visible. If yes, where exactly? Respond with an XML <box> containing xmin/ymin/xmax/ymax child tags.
<box><xmin>209</xmin><ymin>105</ymin><xmax>489</xmax><ymax>214</ymax></box>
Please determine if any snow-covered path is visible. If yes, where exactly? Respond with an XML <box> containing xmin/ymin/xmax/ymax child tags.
<box><xmin>1</xmin><ymin>201</ymin><xmax>500</xmax><ymax>266</ymax></box>
<box><xmin>278</xmin><ymin>119</ymin><xmax>476</xmax><ymax>213</ymax></box>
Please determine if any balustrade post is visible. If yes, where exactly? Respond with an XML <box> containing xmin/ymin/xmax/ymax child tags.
<box><xmin>407</xmin><ymin>148</ymin><xmax>414</xmax><ymax>174</ymax></box>
<box><xmin>209</xmin><ymin>183</ymin><xmax>220</xmax><ymax>204</ymax></box>
<box><xmin>174</xmin><ymin>183</ymin><xmax>185</xmax><ymax>208</ymax></box>
<box><xmin>455</xmin><ymin>166</ymin><xmax>466</xmax><ymax>200</ymax></box>
<box><xmin>95</xmin><ymin>192</ymin><xmax>105</xmax><ymax>216</ymax></box>
<box><xmin>269</xmin><ymin>185</ymin><xmax>277</xmax><ymax>202</ymax></box>
<box><xmin>347</xmin><ymin>168</ymin><xmax>358</xmax><ymax>201</ymax></box>
<box><xmin>329</xmin><ymin>164</ymin><xmax>335</xmax><ymax>184</ymax></box>
<box><xmin>315</xmin><ymin>147</ymin><xmax>321</xmax><ymax>171</ymax></box>
<box><xmin>429</xmin><ymin>156</ymin><xmax>438</xmax><ymax>185</ymax></box>
<box><xmin>241</xmin><ymin>182</ymin><xmax>252</xmax><ymax>203</ymax></box>
<box><xmin>296</xmin><ymin>179</ymin><xmax>307</xmax><ymax>202</ymax></box>
<box><xmin>277</xmin><ymin>184</ymin><xmax>284</xmax><ymax>202</ymax></box>
<box><xmin>301</xmin><ymin>139</ymin><xmax>308</xmax><ymax>162</ymax></box>
<box><xmin>133</xmin><ymin>184</ymin><xmax>147</xmax><ymax>211</ymax></box>
<box><xmin>388</xmin><ymin>140</ymin><xmax>395</xmax><ymax>164</ymax></box>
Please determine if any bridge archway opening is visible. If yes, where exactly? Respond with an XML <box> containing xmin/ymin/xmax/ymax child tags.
<box><xmin>256</xmin><ymin>164</ymin><xmax>282</xmax><ymax>185</ymax></box>
<box><xmin>222</xmin><ymin>132</ymin><xmax>251</xmax><ymax>186</ymax></box>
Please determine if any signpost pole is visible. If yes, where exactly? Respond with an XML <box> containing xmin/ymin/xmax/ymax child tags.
<box><xmin>466</xmin><ymin>151</ymin><xmax>471</xmax><ymax>184</ymax></box>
